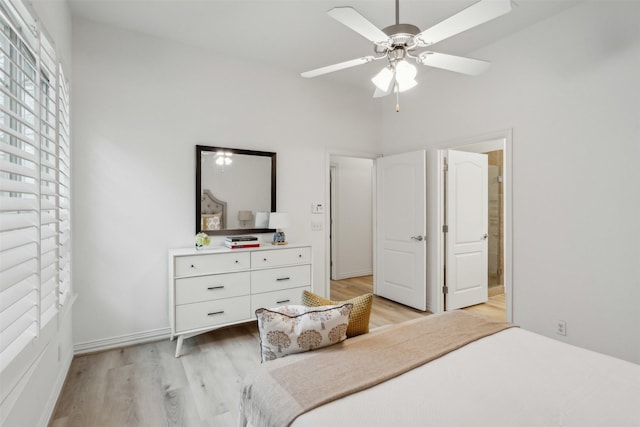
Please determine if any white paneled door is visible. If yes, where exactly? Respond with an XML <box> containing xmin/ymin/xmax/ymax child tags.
<box><xmin>376</xmin><ymin>151</ymin><xmax>427</xmax><ymax>311</ymax></box>
<box><xmin>445</xmin><ymin>150</ymin><xmax>488</xmax><ymax>310</ymax></box>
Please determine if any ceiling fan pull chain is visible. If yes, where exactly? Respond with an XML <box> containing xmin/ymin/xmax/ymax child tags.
<box><xmin>395</xmin><ymin>81</ymin><xmax>400</xmax><ymax>112</ymax></box>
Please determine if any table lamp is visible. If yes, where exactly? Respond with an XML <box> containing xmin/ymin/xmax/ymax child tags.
<box><xmin>237</xmin><ymin>210</ymin><xmax>253</xmax><ymax>228</ymax></box>
<box><xmin>268</xmin><ymin>212</ymin><xmax>290</xmax><ymax>245</ymax></box>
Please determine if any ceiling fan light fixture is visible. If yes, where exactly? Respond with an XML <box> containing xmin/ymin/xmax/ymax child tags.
<box><xmin>396</xmin><ymin>60</ymin><xmax>417</xmax><ymax>80</ymax></box>
<box><xmin>397</xmin><ymin>77</ymin><xmax>417</xmax><ymax>92</ymax></box>
<box><xmin>371</xmin><ymin>66</ymin><xmax>394</xmax><ymax>92</ymax></box>
<box><xmin>395</xmin><ymin>60</ymin><xmax>417</xmax><ymax>92</ymax></box>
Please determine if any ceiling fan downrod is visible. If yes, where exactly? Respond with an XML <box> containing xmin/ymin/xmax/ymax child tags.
<box><xmin>395</xmin><ymin>0</ymin><xmax>399</xmax><ymax>25</ymax></box>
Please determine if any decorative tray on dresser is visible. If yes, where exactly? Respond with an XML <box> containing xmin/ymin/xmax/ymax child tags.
<box><xmin>168</xmin><ymin>243</ymin><xmax>312</xmax><ymax>357</ymax></box>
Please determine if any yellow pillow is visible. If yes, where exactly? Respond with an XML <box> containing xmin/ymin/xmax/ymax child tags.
<box><xmin>302</xmin><ymin>290</ymin><xmax>373</xmax><ymax>338</ymax></box>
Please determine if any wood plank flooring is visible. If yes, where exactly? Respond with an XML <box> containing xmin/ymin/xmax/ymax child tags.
<box><xmin>463</xmin><ymin>293</ymin><xmax>506</xmax><ymax>322</ymax></box>
<box><xmin>49</xmin><ymin>276</ymin><xmax>505</xmax><ymax>427</ymax></box>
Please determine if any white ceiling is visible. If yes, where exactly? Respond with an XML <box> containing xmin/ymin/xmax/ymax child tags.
<box><xmin>68</xmin><ymin>0</ymin><xmax>581</xmax><ymax>89</ymax></box>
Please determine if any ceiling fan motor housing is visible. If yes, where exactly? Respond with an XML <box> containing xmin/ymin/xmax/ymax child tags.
<box><xmin>376</xmin><ymin>23</ymin><xmax>421</xmax><ymax>54</ymax></box>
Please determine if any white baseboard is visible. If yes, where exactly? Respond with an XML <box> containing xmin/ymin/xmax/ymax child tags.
<box><xmin>74</xmin><ymin>327</ymin><xmax>172</xmax><ymax>355</ymax></box>
<box><xmin>334</xmin><ymin>269</ymin><xmax>373</xmax><ymax>280</ymax></box>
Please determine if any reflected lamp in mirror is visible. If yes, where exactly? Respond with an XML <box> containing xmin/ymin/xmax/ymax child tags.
<box><xmin>255</xmin><ymin>211</ymin><xmax>269</xmax><ymax>228</ymax></box>
<box><xmin>268</xmin><ymin>212</ymin><xmax>290</xmax><ymax>245</ymax></box>
<box><xmin>238</xmin><ymin>210</ymin><xmax>254</xmax><ymax>228</ymax></box>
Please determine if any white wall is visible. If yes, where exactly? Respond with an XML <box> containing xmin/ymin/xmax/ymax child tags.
<box><xmin>331</xmin><ymin>156</ymin><xmax>373</xmax><ymax>279</ymax></box>
<box><xmin>378</xmin><ymin>1</ymin><xmax>640</xmax><ymax>363</ymax></box>
<box><xmin>71</xmin><ymin>18</ymin><xmax>380</xmax><ymax>349</ymax></box>
<box><xmin>3</xmin><ymin>3</ymin><xmax>74</xmax><ymax>427</ymax></box>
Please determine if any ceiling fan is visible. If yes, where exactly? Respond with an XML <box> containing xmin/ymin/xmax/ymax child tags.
<box><xmin>301</xmin><ymin>0</ymin><xmax>512</xmax><ymax>109</ymax></box>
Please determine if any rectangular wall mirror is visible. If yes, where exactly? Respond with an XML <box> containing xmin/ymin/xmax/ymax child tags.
<box><xmin>196</xmin><ymin>145</ymin><xmax>276</xmax><ymax>235</ymax></box>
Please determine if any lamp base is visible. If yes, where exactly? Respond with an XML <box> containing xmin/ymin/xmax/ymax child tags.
<box><xmin>272</xmin><ymin>231</ymin><xmax>286</xmax><ymax>245</ymax></box>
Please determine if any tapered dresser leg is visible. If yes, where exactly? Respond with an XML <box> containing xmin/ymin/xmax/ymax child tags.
<box><xmin>175</xmin><ymin>335</ymin><xmax>184</xmax><ymax>358</ymax></box>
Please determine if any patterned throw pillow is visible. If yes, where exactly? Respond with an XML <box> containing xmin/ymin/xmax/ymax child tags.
<box><xmin>255</xmin><ymin>304</ymin><xmax>353</xmax><ymax>362</ymax></box>
<box><xmin>302</xmin><ymin>290</ymin><xmax>373</xmax><ymax>338</ymax></box>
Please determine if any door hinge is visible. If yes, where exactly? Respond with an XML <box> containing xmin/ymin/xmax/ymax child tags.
<box><xmin>497</xmin><ymin>175</ymin><xmax>503</xmax><ymax>183</ymax></box>
<box><xmin>442</xmin><ymin>224</ymin><xmax>448</xmax><ymax>233</ymax></box>
<box><xmin>443</xmin><ymin>286</ymin><xmax>448</xmax><ymax>294</ymax></box>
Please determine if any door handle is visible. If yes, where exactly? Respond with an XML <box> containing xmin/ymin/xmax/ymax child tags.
<box><xmin>411</xmin><ymin>235</ymin><xmax>425</xmax><ymax>241</ymax></box>
<box><xmin>482</xmin><ymin>233</ymin><xmax>488</xmax><ymax>240</ymax></box>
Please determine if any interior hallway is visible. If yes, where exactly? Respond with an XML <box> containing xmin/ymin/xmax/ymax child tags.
<box><xmin>331</xmin><ymin>275</ymin><xmax>506</xmax><ymax>322</ymax></box>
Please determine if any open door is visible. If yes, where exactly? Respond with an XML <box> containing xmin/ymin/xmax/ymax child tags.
<box><xmin>376</xmin><ymin>151</ymin><xmax>427</xmax><ymax>311</ymax></box>
<box><xmin>445</xmin><ymin>150</ymin><xmax>488</xmax><ymax>310</ymax></box>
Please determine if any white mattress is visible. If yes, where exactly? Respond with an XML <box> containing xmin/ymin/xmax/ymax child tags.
<box><xmin>292</xmin><ymin>328</ymin><xmax>640</xmax><ymax>427</ymax></box>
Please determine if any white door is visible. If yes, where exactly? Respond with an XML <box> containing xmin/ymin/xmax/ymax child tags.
<box><xmin>376</xmin><ymin>151</ymin><xmax>427</xmax><ymax>311</ymax></box>
<box><xmin>445</xmin><ymin>150</ymin><xmax>488</xmax><ymax>310</ymax></box>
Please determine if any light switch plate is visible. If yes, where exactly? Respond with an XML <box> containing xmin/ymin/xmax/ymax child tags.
<box><xmin>311</xmin><ymin>203</ymin><xmax>324</xmax><ymax>214</ymax></box>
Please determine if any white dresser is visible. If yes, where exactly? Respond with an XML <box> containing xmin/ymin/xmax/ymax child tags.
<box><xmin>168</xmin><ymin>243</ymin><xmax>312</xmax><ymax>356</ymax></box>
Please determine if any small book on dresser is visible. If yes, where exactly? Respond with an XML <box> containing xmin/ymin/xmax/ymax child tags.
<box><xmin>225</xmin><ymin>236</ymin><xmax>260</xmax><ymax>249</ymax></box>
<box><xmin>225</xmin><ymin>235</ymin><xmax>258</xmax><ymax>242</ymax></box>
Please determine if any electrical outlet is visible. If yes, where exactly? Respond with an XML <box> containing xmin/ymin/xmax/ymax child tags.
<box><xmin>311</xmin><ymin>221</ymin><xmax>323</xmax><ymax>231</ymax></box>
<box><xmin>556</xmin><ymin>320</ymin><xmax>567</xmax><ymax>336</ymax></box>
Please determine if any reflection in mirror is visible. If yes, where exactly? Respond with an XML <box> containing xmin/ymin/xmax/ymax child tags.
<box><xmin>196</xmin><ymin>145</ymin><xmax>276</xmax><ymax>235</ymax></box>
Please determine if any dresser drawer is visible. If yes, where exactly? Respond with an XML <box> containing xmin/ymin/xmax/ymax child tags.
<box><xmin>251</xmin><ymin>265</ymin><xmax>311</xmax><ymax>294</ymax></box>
<box><xmin>175</xmin><ymin>252</ymin><xmax>250</xmax><ymax>277</ymax></box>
<box><xmin>251</xmin><ymin>286</ymin><xmax>309</xmax><ymax>313</ymax></box>
<box><xmin>251</xmin><ymin>247</ymin><xmax>311</xmax><ymax>269</ymax></box>
<box><xmin>175</xmin><ymin>272</ymin><xmax>250</xmax><ymax>305</ymax></box>
<box><xmin>175</xmin><ymin>295</ymin><xmax>251</xmax><ymax>332</ymax></box>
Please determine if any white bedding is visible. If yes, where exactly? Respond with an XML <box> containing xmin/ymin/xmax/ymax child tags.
<box><xmin>292</xmin><ymin>328</ymin><xmax>640</xmax><ymax>427</ymax></box>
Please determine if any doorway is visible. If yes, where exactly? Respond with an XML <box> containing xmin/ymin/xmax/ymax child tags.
<box><xmin>487</xmin><ymin>150</ymin><xmax>504</xmax><ymax>298</ymax></box>
<box><xmin>437</xmin><ymin>134</ymin><xmax>512</xmax><ymax>321</ymax></box>
<box><xmin>328</xmin><ymin>154</ymin><xmax>375</xmax><ymax>297</ymax></box>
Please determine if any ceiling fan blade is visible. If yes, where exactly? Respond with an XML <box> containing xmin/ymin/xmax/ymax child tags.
<box><xmin>419</xmin><ymin>52</ymin><xmax>490</xmax><ymax>76</ymax></box>
<box><xmin>328</xmin><ymin>7</ymin><xmax>390</xmax><ymax>44</ymax></box>
<box><xmin>416</xmin><ymin>0</ymin><xmax>512</xmax><ymax>46</ymax></box>
<box><xmin>301</xmin><ymin>56</ymin><xmax>375</xmax><ymax>78</ymax></box>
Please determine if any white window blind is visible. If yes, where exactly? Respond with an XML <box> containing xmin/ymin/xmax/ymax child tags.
<box><xmin>0</xmin><ymin>4</ymin><xmax>40</xmax><ymax>372</ymax></box>
<box><xmin>0</xmin><ymin>0</ymin><xmax>71</xmax><ymax>373</ymax></box>
<box><xmin>38</xmin><ymin>30</ymin><xmax>57</xmax><ymax>327</ymax></box>
<box><xmin>58</xmin><ymin>64</ymin><xmax>70</xmax><ymax>308</ymax></box>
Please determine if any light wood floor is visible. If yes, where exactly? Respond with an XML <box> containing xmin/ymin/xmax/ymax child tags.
<box><xmin>49</xmin><ymin>276</ymin><xmax>505</xmax><ymax>427</ymax></box>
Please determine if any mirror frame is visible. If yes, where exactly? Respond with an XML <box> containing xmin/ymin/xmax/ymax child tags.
<box><xmin>196</xmin><ymin>145</ymin><xmax>276</xmax><ymax>235</ymax></box>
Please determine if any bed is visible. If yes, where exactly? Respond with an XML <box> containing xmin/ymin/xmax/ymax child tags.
<box><xmin>239</xmin><ymin>310</ymin><xmax>640</xmax><ymax>427</ymax></box>
<box><xmin>200</xmin><ymin>189</ymin><xmax>227</xmax><ymax>230</ymax></box>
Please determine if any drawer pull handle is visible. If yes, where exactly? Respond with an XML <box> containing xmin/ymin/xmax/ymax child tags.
<box><xmin>276</xmin><ymin>299</ymin><xmax>291</xmax><ymax>304</ymax></box>
<box><xmin>207</xmin><ymin>285</ymin><xmax>225</xmax><ymax>290</ymax></box>
<box><xmin>276</xmin><ymin>277</ymin><xmax>291</xmax><ymax>281</ymax></box>
<box><xmin>235</xmin><ymin>260</ymin><xmax>239</xmax><ymax>263</ymax></box>
<box><xmin>190</xmin><ymin>264</ymin><xmax>195</xmax><ymax>268</ymax></box>
<box><xmin>263</xmin><ymin>258</ymin><xmax>267</xmax><ymax>262</ymax></box>
<box><xmin>208</xmin><ymin>310</ymin><xmax>225</xmax><ymax>316</ymax></box>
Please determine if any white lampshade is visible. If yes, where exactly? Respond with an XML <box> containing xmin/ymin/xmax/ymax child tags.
<box><xmin>237</xmin><ymin>210</ymin><xmax>253</xmax><ymax>221</ymax></box>
<box><xmin>255</xmin><ymin>211</ymin><xmax>269</xmax><ymax>228</ymax></box>
<box><xmin>371</xmin><ymin>66</ymin><xmax>394</xmax><ymax>92</ymax></box>
<box><xmin>395</xmin><ymin>60</ymin><xmax>417</xmax><ymax>92</ymax></box>
<box><xmin>268</xmin><ymin>212</ymin><xmax>290</xmax><ymax>229</ymax></box>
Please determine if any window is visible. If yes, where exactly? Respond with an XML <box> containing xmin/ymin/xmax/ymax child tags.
<box><xmin>0</xmin><ymin>0</ymin><xmax>71</xmax><ymax>374</ymax></box>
